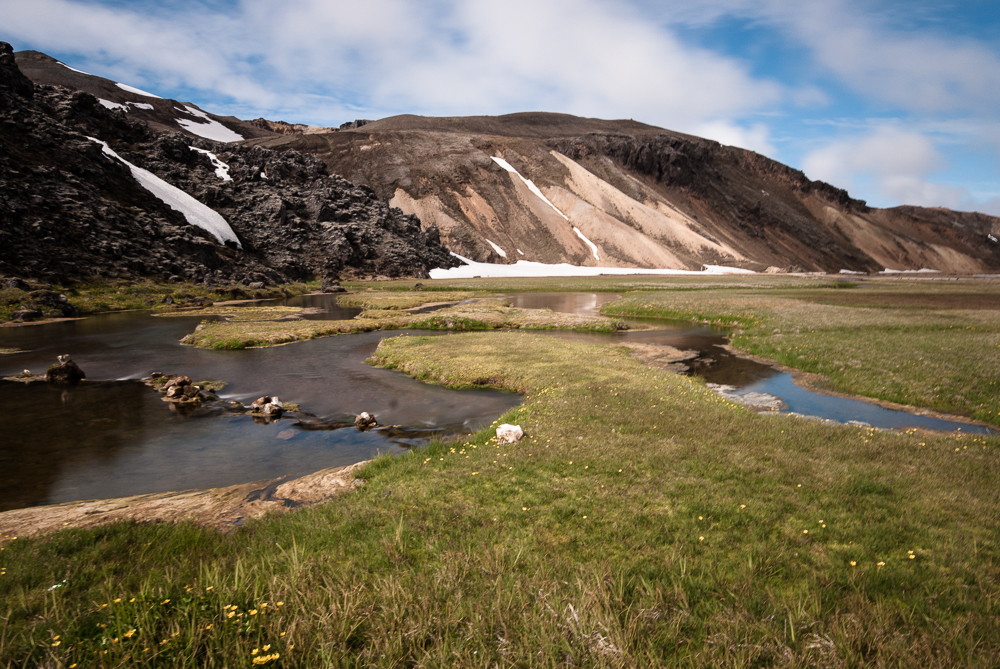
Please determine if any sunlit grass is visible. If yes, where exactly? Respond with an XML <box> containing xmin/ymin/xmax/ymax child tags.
<box><xmin>179</xmin><ymin>299</ymin><xmax>625</xmax><ymax>349</ymax></box>
<box><xmin>3</xmin><ymin>332</ymin><xmax>998</xmax><ymax>667</ymax></box>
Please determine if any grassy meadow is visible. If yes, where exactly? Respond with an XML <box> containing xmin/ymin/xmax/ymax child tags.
<box><xmin>2</xmin><ymin>329</ymin><xmax>999</xmax><ymax>667</ymax></box>
<box><xmin>2</xmin><ymin>275</ymin><xmax>999</xmax><ymax>667</ymax></box>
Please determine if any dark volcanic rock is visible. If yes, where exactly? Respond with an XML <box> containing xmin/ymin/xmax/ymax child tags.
<box><xmin>0</xmin><ymin>43</ymin><xmax>457</xmax><ymax>284</ymax></box>
<box><xmin>45</xmin><ymin>355</ymin><xmax>86</xmax><ymax>384</ymax></box>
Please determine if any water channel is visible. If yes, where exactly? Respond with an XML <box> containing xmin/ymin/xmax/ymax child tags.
<box><xmin>1</xmin><ymin>291</ymin><xmax>990</xmax><ymax>512</ymax></box>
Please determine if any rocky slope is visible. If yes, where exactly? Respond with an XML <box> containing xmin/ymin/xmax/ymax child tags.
<box><xmin>247</xmin><ymin>114</ymin><xmax>1000</xmax><ymax>273</ymax></box>
<box><xmin>1</xmin><ymin>44</ymin><xmax>455</xmax><ymax>284</ymax></box>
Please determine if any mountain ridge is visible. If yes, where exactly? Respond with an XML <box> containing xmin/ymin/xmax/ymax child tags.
<box><xmin>242</xmin><ymin>113</ymin><xmax>1000</xmax><ymax>273</ymax></box>
<box><xmin>8</xmin><ymin>45</ymin><xmax>1000</xmax><ymax>277</ymax></box>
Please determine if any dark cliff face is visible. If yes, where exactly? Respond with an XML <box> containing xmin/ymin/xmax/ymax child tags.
<box><xmin>0</xmin><ymin>43</ymin><xmax>456</xmax><ymax>284</ymax></box>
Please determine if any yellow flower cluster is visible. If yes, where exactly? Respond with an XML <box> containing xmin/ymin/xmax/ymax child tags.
<box><xmin>252</xmin><ymin>651</ymin><xmax>281</xmax><ymax>664</ymax></box>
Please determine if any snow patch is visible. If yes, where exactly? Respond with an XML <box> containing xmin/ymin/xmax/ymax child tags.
<box><xmin>491</xmin><ymin>156</ymin><xmax>569</xmax><ymax>220</ymax></box>
<box><xmin>87</xmin><ymin>137</ymin><xmax>240</xmax><ymax>247</ymax></box>
<box><xmin>989</xmin><ymin>234</ymin><xmax>998</xmax><ymax>243</ymax></box>
<box><xmin>430</xmin><ymin>253</ymin><xmax>755</xmax><ymax>279</ymax></box>
<box><xmin>573</xmin><ymin>227</ymin><xmax>600</xmax><ymax>261</ymax></box>
<box><xmin>115</xmin><ymin>82</ymin><xmax>162</xmax><ymax>98</ymax></box>
<box><xmin>879</xmin><ymin>268</ymin><xmax>941</xmax><ymax>274</ymax></box>
<box><xmin>517</xmin><ymin>249</ymin><xmax>524</xmax><ymax>255</ymax></box>
<box><xmin>98</xmin><ymin>99</ymin><xmax>156</xmax><ymax>112</ymax></box>
<box><xmin>485</xmin><ymin>239</ymin><xmax>507</xmax><ymax>258</ymax></box>
<box><xmin>838</xmin><ymin>269</ymin><xmax>866</xmax><ymax>275</ymax></box>
<box><xmin>189</xmin><ymin>146</ymin><xmax>232</xmax><ymax>181</ymax></box>
<box><xmin>57</xmin><ymin>61</ymin><xmax>92</xmax><ymax>75</ymax></box>
<box><xmin>175</xmin><ymin>106</ymin><xmax>244</xmax><ymax>143</ymax></box>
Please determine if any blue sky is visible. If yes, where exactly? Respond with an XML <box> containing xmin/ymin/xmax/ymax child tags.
<box><xmin>5</xmin><ymin>0</ymin><xmax>1000</xmax><ymax>214</ymax></box>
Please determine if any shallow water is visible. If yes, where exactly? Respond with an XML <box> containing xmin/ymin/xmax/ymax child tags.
<box><xmin>0</xmin><ymin>301</ymin><xmax>520</xmax><ymax>511</ymax></box>
<box><xmin>0</xmin><ymin>291</ymin><xmax>989</xmax><ymax>511</ymax></box>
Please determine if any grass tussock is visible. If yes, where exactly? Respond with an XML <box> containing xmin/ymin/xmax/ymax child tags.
<box><xmin>2</xmin><ymin>332</ymin><xmax>999</xmax><ymax>667</ymax></box>
<box><xmin>603</xmin><ymin>283</ymin><xmax>1000</xmax><ymax>425</ymax></box>
<box><xmin>336</xmin><ymin>290</ymin><xmax>485</xmax><ymax>310</ymax></box>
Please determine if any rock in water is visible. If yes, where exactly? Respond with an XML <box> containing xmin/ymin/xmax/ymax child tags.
<box><xmin>496</xmin><ymin>424</ymin><xmax>524</xmax><ymax>444</ymax></box>
<box><xmin>45</xmin><ymin>355</ymin><xmax>85</xmax><ymax>384</ymax></box>
<box><xmin>354</xmin><ymin>412</ymin><xmax>377</xmax><ymax>430</ymax></box>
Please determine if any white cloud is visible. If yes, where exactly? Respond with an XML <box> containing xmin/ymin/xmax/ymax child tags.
<box><xmin>693</xmin><ymin>120</ymin><xmax>775</xmax><ymax>155</ymax></box>
<box><xmin>802</xmin><ymin>126</ymin><xmax>982</xmax><ymax>210</ymax></box>
<box><xmin>3</xmin><ymin>0</ymin><xmax>787</xmax><ymax>129</ymax></box>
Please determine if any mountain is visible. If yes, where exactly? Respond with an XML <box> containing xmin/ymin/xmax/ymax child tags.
<box><xmin>8</xmin><ymin>44</ymin><xmax>1000</xmax><ymax>278</ymax></box>
<box><xmin>0</xmin><ymin>44</ymin><xmax>455</xmax><ymax>284</ymax></box>
<box><xmin>245</xmin><ymin>114</ymin><xmax>1000</xmax><ymax>274</ymax></box>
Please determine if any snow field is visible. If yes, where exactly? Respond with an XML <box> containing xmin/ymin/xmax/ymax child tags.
<box><xmin>430</xmin><ymin>252</ymin><xmax>755</xmax><ymax>279</ymax></box>
<box><xmin>87</xmin><ymin>137</ymin><xmax>241</xmax><ymax>247</ymax></box>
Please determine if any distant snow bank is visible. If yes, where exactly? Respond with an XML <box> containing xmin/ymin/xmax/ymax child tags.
<box><xmin>573</xmin><ymin>227</ymin><xmax>600</xmax><ymax>261</ymax></box>
<box><xmin>99</xmin><ymin>99</ymin><xmax>154</xmax><ymax>112</ymax></box>
<box><xmin>491</xmin><ymin>156</ymin><xmax>569</xmax><ymax>221</ymax></box>
<box><xmin>430</xmin><ymin>253</ymin><xmax>755</xmax><ymax>279</ymax></box>
<box><xmin>485</xmin><ymin>239</ymin><xmax>507</xmax><ymax>258</ymax></box>
<box><xmin>176</xmin><ymin>106</ymin><xmax>244</xmax><ymax>142</ymax></box>
<box><xmin>87</xmin><ymin>137</ymin><xmax>241</xmax><ymax>247</ymax></box>
<box><xmin>57</xmin><ymin>61</ymin><xmax>92</xmax><ymax>75</ymax></box>
<box><xmin>115</xmin><ymin>82</ymin><xmax>162</xmax><ymax>98</ymax></box>
<box><xmin>879</xmin><ymin>268</ymin><xmax>941</xmax><ymax>275</ymax></box>
<box><xmin>189</xmin><ymin>146</ymin><xmax>232</xmax><ymax>181</ymax></box>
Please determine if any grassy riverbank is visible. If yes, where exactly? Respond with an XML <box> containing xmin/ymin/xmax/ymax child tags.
<box><xmin>2</xmin><ymin>332</ymin><xmax>998</xmax><ymax>667</ymax></box>
<box><xmin>179</xmin><ymin>298</ymin><xmax>626</xmax><ymax>349</ymax></box>
<box><xmin>602</xmin><ymin>281</ymin><xmax>1000</xmax><ymax>426</ymax></box>
<box><xmin>0</xmin><ymin>280</ymin><xmax>319</xmax><ymax>323</ymax></box>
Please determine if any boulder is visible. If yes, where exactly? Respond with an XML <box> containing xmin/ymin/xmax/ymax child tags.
<box><xmin>354</xmin><ymin>411</ymin><xmax>377</xmax><ymax>430</ymax></box>
<box><xmin>496</xmin><ymin>424</ymin><xmax>524</xmax><ymax>444</ymax></box>
<box><xmin>27</xmin><ymin>290</ymin><xmax>78</xmax><ymax>317</ymax></box>
<box><xmin>11</xmin><ymin>309</ymin><xmax>42</xmax><ymax>322</ymax></box>
<box><xmin>45</xmin><ymin>355</ymin><xmax>86</xmax><ymax>384</ymax></box>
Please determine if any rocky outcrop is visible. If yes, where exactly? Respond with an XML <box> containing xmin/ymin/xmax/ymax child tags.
<box><xmin>1</xmin><ymin>43</ymin><xmax>458</xmax><ymax>284</ymax></box>
<box><xmin>45</xmin><ymin>354</ymin><xmax>86</xmax><ymax>384</ymax></box>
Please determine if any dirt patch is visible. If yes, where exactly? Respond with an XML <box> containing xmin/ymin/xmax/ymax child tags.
<box><xmin>0</xmin><ymin>317</ymin><xmax>84</xmax><ymax>328</ymax></box>
<box><xmin>621</xmin><ymin>342</ymin><xmax>700</xmax><ymax>373</ymax></box>
<box><xmin>0</xmin><ymin>462</ymin><xmax>367</xmax><ymax>540</ymax></box>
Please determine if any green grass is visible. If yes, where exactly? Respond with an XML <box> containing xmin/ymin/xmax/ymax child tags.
<box><xmin>0</xmin><ymin>280</ymin><xmax>321</xmax><ymax>324</ymax></box>
<box><xmin>179</xmin><ymin>299</ymin><xmax>626</xmax><ymax>349</ymax></box>
<box><xmin>2</xmin><ymin>332</ymin><xmax>999</xmax><ymax>667</ymax></box>
<box><xmin>602</xmin><ymin>283</ymin><xmax>1000</xmax><ymax>425</ymax></box>
<box><xmin>336</xmin><ymin>290</ymin><xmax>485</xmax><ymax>310</ymax></box>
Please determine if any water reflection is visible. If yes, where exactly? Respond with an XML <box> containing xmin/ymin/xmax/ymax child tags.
<box><xmin>0</xmin><ymin>298</ymin><xmax>521</xmax><ymax>510</ymax></box>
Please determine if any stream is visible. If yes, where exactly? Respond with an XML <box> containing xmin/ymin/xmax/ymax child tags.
<box><xmin>0</xmin><ymin>291</ymin><xmax>989</xmax><ymax>511</ymax></box>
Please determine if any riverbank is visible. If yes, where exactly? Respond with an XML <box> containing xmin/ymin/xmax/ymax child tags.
<box><xmin>176</xmin><ymin>295</ymin><xmax>629</xmax><ymax>349</ymax></box>
<box><xmin>600</xmin><ymin>278</ymin><xmax>1000</xmax><ymax>426</ymax></box>
<box><xmin>0</xmin><ymin>278</ymin><xmax>320</xmax><ymax>324</ymax></box>
<box><xmin>1</xmin><ymin>331</ymin><xmax>997</xmax><ymax>667</ymax></box>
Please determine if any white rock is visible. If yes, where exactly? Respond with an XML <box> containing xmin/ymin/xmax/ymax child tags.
<box><xmin>496</xmin><ymin>424</ymin><xmax>524</xmax><ymax>444</ymax></box>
